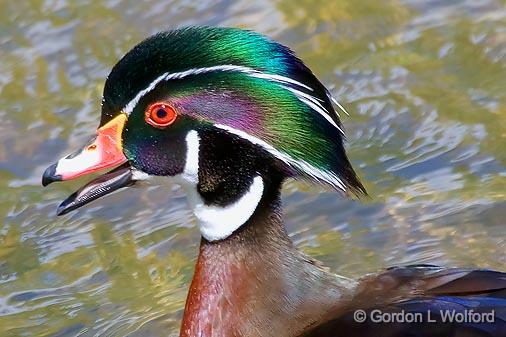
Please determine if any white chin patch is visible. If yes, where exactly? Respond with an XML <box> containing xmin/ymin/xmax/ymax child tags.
<box><xmin>131</xmin><ymin>169</ymin><xmax>150</xmax><ymax>181</ymax></box>
<box><xmin>178</xmin><ymin>130</ymin><xmax>264</xmax><ymax>242</ymax></box>
<box><xmin>195</xmin><ymin>176</ymin><xmax>264</xmax><ymax>241</ymax></box>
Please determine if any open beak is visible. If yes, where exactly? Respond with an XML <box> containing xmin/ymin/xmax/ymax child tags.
<box><xmin>42</xmin><ymin>114</ymin><xmax>135</xmax><ymax>215</ymax></box>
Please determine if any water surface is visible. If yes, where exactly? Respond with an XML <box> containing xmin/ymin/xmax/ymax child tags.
<box><xmin>0</xmin><ymin>0</ymin><xmax>505</xmax><ymax>336</ymax></box>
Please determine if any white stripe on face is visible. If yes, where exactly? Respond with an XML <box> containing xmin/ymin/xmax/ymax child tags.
<box><xmin>123</xmin><ymin>71</ymin><xmax>169</xmax><ymax>115</ymax></box>
<box><xmin>181</xmin><ymin>130</ymin><xmax>200</xmax><ymax>184</ymax></box>
<box><xmin>285</xmin><ymin>86</ymin><xmax>344</xmax><ymax>135</ymax></box>
<box><xmin>213</xmin><ymin>124</ymin><xmax>346</xmax><ymax>192</ymax></box>
<box><xmin>120</xmin><ymin>64</ymin><xmax>344</xmax><ymax>134</ymax></box>
<box><xmin>177</xmin><ymin>130</ymin><xmax>264</xmax><ymax>242</ymax></box>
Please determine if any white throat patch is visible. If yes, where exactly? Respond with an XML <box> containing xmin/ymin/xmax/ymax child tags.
<box><xmin>195</xmin><ymin>176</ymin><xmax>264</xmax><ymax>241</ymax></box>
<box><xmin>179</xmin><ymin>130</ymin><xmax>264</xmax><ymax>241</ymax></box>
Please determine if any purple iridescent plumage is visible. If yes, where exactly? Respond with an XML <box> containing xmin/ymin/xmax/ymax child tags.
<box><xmin>103</xmin><ymin>27</ymin><xmax>366</xmax><ymax>195</ymax></box>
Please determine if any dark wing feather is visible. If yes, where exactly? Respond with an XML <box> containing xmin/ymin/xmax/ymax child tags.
<box><xmin>301</xmin><ymin>265</ymin><xmax>506</xmax><ymax>337</ymax></box>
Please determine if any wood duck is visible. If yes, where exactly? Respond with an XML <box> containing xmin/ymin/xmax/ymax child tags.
<box><xmin>42</xmin><ymin>27</ymin><xmax>506</xmax><ymax>337</ymax></box>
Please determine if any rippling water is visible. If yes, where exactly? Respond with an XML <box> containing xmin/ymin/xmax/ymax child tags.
<box><xmin>0</xmin><ymin>0</ymin><xmax>505</xmax><ymax>336</ymax></box>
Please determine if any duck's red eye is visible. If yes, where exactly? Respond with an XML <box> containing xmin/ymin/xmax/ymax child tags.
<box><xmin>145</xmin><ymin>103</ymin><xmax>177</xmax><ymax>128</ymax></box>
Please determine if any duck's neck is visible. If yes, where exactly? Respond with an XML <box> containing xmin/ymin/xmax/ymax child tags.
<box><xmin>180</xmin><ymin>176</ymin><xmax>354</xmax><ymax>337</ymax></box>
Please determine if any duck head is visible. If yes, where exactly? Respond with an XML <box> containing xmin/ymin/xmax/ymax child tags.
<box><xmin>42</xmin><ymin>27</ymin><xmax>365</xmax><ymax>241</ymax></box>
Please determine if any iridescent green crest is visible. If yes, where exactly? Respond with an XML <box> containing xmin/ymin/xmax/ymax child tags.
<box><xmin>103</xmin><ymin>27</ymin><xmax>365</xmax><ymax>195</ymax></box>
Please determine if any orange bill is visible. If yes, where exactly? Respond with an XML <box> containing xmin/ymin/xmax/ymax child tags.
<box><xmin>42</xmin><ymin>114</ymin><xmax>128</xmax><ymax>186</ymax></box>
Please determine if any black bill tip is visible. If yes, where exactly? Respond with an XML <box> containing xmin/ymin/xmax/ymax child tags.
<box><xmin>56</xmin><ymin>164</ymin><xmax>135</xmax><ymax>216</ymax></box>
<box><xmin>57</xmin><ymin>192</ymin><xmax>79</xmax><ymax>216</ymax></box>
<box><xmin>42</xmin><ymin>163</ymin><xmax>61</xmax><ymax>187</ymax></box>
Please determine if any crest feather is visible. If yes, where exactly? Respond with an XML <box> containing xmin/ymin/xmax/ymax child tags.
<box><xmin>103</xmin><ymin>27</ymin><xmax>366</xmax><ymax>196</ymax></box>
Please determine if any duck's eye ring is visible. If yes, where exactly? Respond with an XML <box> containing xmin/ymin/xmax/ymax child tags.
<box><xmin>145</xmin><ymin>103</ymin><xmax>177</xmax><ymax>128</ymax></box>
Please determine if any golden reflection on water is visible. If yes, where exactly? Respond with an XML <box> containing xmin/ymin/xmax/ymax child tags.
<box><xmin>0</xmin><ymin>0</ymin><xmax>505</xmax><ymax>336</ymax></box>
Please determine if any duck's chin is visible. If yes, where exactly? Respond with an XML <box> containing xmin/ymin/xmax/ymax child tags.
<box><xmin>56</xmin><ymin>163</ymin><xmax>139</xmax><ymax>216</ymax></box>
